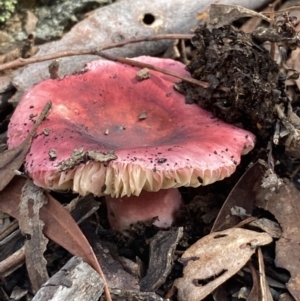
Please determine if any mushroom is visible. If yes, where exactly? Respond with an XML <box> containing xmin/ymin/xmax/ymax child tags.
<box><xmin>7</xmin><ymin>56</ymin><xmax>255</xmax><ymax>230</ymax></box>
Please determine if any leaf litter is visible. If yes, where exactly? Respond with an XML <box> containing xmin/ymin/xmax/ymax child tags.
<box><xmin>0</xmin><ymin>177</ymin><xmax>111</xmax><ymax>300</ymax></box>
<box><xmin>173</xmin><ymin>228</ymin><xmax>272</xmax><ymax>301</ymax></box>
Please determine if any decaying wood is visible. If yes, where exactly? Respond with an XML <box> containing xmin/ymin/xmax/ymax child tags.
<box><xmin>91</xmin><ymin>240</ymin><xmax>140</xmax><ymax>291</ymax></box>
<box><xmin>140</xmin><ymin>228</ymin><xmax>183</xmax><ymax>292</ymax></box>
<box><xmin>0</xmin><ymin>219</ymin><xmax>18</xmax><ymax>241</ymax></box>
<box><xmin>32</xmin><ymin>257</ymin><xmax>104</xmax><ymax>301</ymax></box>
<box><xmin>0</xmin><ymin>245</ymin><xmax>25</xmax><ymax>278</ymax></box>
<box><xmin>19</xmin><ymin>180</ymin><xmax>49</xmax><ymax>293</ymax></box>
<box><xmin>11</xmin><ymin>0</ymin><xmax>272</xmax><ymax>94</ymax></box>
<box><xmin>101</xmin><ymin>289</ymin><xmax>167</xmax><ymax>301</ymax></box>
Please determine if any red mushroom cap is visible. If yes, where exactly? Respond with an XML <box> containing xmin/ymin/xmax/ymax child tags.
<box><xmin>8</xmin><ymin>56</ymin><xmax>255</xmax><ymax>197</ymax></box>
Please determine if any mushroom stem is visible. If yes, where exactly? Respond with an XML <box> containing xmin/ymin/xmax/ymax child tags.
<box><xmin>106</xmin><ymin>189</ymin><xmax>183</xmax><ymax>230</ymax></box>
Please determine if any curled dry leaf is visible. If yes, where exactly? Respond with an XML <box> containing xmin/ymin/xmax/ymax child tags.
<box><xmin>212</xmin><ymin>162</ymin><xmax>264</xmax><ymax>232</ymax></box>
<box><xmin>174</xmin><ymin>228</ymin><xmax>272</xmax><ymax>301</ymax></box>
<box><xmin>0</xmin><ymin>102</ymin><xmax>51</xmax><ymax>192</ymax></box>
<box><xmin>209</xmin><ymin>4</ymin><xmax>270</xmax><ymax>27</ymax></box>
<box><xmin>249</xmin><ymin>218</ymin><xmax>282</xmax><ymax>239</ymax></box>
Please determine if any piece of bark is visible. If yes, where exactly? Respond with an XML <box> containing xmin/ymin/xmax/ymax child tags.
<box><xmin>92</xmin><ymin>240</ymin><xmax>140</xmax><ymax>291</ymax></box>
<box><xmin>66</xmin><ymin>194</ymin><xmax>100</xmax><ymax>225</ymax></box>
<box><xmin>140</xmin><ymin>227</ymin><xmax>183</xmax><ymax>292</ymax></box>
<box><xmin>10</xmin><ymin>286</ymin><xmax>28</xmax><ymax>300</ymax></box>
<box><xmin>32</xmin><ymin>256</ymin><xmax>104</xmax><ymax>301</ymax></box>
<box><xmin>0</xmin><ymin>219</ymin><xmax>18</xmax><ymax>241</ymax></box>
<box><xmin>12</xmin><ymin>0</ymin><xmax>271</xmax><ymax>94</ymax></box>
<box><xmin>0</xmin><ymin>228</ymin><xmax>23</xmax><ymax>262</ymax></box>
<box><xmin>19</xmin><ymin>180</ymin><xmax>49</xmax><ymax>293</ymax></box>
<box><xmin>101</xmin><ymin>289</ymin><xmax>166</xmax><ymax>301</ymax></box>
<box><xmin>0</xmin><ymin>245</ymin><xmax>25</xmax><ymax>278</ymax></box>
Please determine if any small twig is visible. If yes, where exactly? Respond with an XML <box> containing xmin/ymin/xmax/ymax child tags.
<box><xmin>0</xmin><ymin>219</ymin><xmax>18</xmax><ymax>241</ymax></box>
<box><xmin>263</xmin><ymin>5</ymin><xmax>300</xmax><ymax>15</ymax></box>
<box><xmin>234</xmin><ymin>216</ymin><xmax>258</xmax><ymax>228</ymax></box>
<box><xmin>0</xmin><ymin>246</ymin><xmax>26</xmax><ymax>278</ymax></box>
<box><xmin>180</xmin><ymin>39</ymin><xmax>189</xmax><ymax>65</ymax></box>
<box><xmin>269</xmin><ymin>4</ymin><xmax>276</xmax><ymax>61</ymax></box>
<box><xmin>0</xmin><ymin>34</ymin><xmax>193</xmax><ymax>71</ymax></box>
<box><xmin>97</xmin><ymin>51</ymin><xmax>210</xmax><ymax>89</ymax></box>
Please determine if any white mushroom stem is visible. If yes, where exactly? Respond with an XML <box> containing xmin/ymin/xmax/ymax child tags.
<box><xmin>106</xmin><ymin>188</ymin><xmax>183</xmax><ymax>230</ymax></box>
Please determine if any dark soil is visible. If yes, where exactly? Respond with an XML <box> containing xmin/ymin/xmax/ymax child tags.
<box><xmin>180</xmin><ymin>24</ymin><xmax>289</xmax><ymax>142</ymax></box>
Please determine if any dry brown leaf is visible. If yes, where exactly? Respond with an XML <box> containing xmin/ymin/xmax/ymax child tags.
<box><xmin>40</xmin><ymin>193</ymin><xmax>102</xmax><ymax>273</ymax></box>
<box><xmin>209</xmin><ymin>4</ymin><xmax>270</xmax><ymax>27</ymax></box>
<box><xmin>256</xmin><ymin>180</ymin><xmax>300</xmax><ymax>300</ymax></box>
<box><xmin>249</xmin><ymin>218</ymin><xmax>282</xmax><ymax>239</ymax></box>
<box><xmin>19</xmin><ymin>180</ymin><xmax>49</xmax><ymax>293</ymax></box>
<box><xmin>0</xmin><ymin>102</ymin><xmax>51</xmax><ymax>192</ymax></box>
<box><xmin>212</xmin><ymin>162</ymin><xmax>264</xmax><ymax>232</ymax></box>
<box><xmin>0</xmin><ymin>177</ymin><xmax>26</xmax><ymax>218</ymax></box>
<box><xmin>0</xmin><ymin>179</ymin><xmax>102</xmax><ymax>281</ymax></box>
<box><xmin>174</xmin><ymin>228</ymin><xmax>272</xmax><ymax>301</ymax></box>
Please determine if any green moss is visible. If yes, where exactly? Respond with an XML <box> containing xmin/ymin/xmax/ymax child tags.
<box><xmin>0</xmin><ymin>0</ymin><xmax>17</xmax><ymax>24</ymax></box>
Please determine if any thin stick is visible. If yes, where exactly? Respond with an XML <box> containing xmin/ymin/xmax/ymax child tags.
<box><xmin>263</xmin><ymin>5</ymin><xmax>300</xmax><ymax>15</ymax></box>
<box><xmin>98</xmin><ymin>51</ymin><xmax>210</xmax><ymax>89</ymax></box>
<box><xmin>269</xmin><ymin>4</ymin><xmax>276</xmax><ymax>61</ymax></box>
<box><xmin>0</xmin><ymin>34</ymin><xmax>193</xmax><ymax>71</ymax></box>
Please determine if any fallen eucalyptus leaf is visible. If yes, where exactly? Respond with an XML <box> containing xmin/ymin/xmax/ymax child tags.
<box><xmin>212</xmin><ymin>162</ymin><xmax>263</xmax><ymax>232</ymax></box>
<box><xmin>174</xmin><ymin>228</ymin><xmax>272</xmax><ymax>301</ymax></box>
